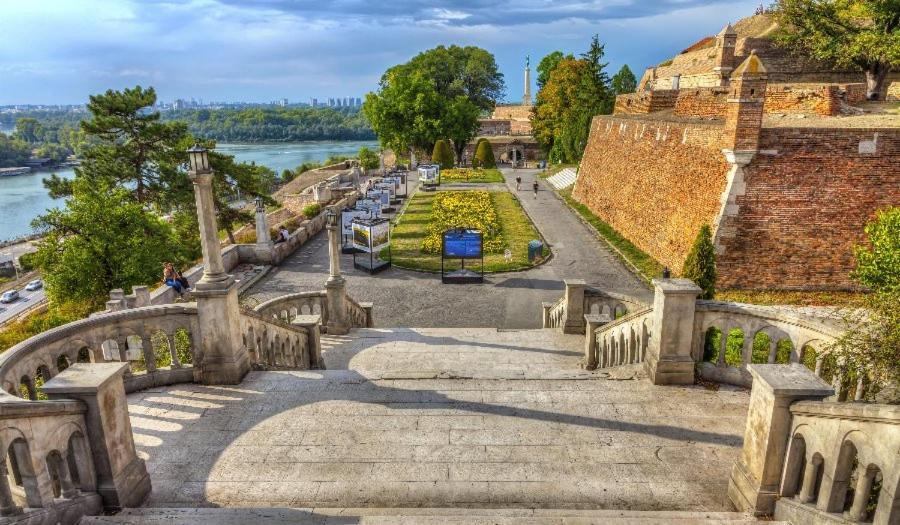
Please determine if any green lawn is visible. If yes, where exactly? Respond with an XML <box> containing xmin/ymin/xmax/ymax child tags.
<box><xmin>439</xmin><ymin>168</ymin><xmax>505</xmax><ymax>184</ymax></box>
<box><xmin>387</xmin><ymin>190</ymin><xmax>548</xmax><ymax>272</ymax></box>
<box><xmin>558</xmin><ymin>187</ymin><xmax>664</xmax><ymax>284</ymax></box>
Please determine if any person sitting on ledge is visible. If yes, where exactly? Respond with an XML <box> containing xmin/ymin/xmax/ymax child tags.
<box><xmin>163</xmin><ymin>262</ymin><xmax>190</xmax><ymax>296</ymax></box>
<box><xmin>274</xmin><ymin>226</ymin><xmax>290</xmax><ymax>244</ymax></box>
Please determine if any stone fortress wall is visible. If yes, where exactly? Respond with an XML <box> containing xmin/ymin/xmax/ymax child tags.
<box><xmin>573</xmin><ymin>14</ymin><xmax>900</xmax><ymax>290</ymax></box>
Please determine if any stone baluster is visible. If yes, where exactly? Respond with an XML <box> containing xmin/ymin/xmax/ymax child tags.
<box><xmin>741</xmin><ymin>334</ymin><xmax>754</xmax><ymax>368</ymax></box>
<box><xmin>797</xmin><ymin>456</ymin><xmax>822</xmax><ymax>504</ymax></box>
<box><xmin>0</xmin><ymin>461</ymin><xmax>22</xmax><ymax>516</ymax></box>
<box><xmin>846</xmin><ymin>466</ymin><xmax>877</xmax><ymax>521</ymax></box>
<box><xmin>767</xmin><ymin>340</ymin><xmax>778</xmax><ymax>363</ymax></box>
<box><xmin>141</xmin><ymin>334</ymin><xmax>156</xmax><ymax>373</ymax></box>
<box><xmin>56</xmin><ymin>455</ymin><xmax>79</xmax><ymax>499</ymax></box>
<box><xmin>167</xmin><ymin>333</ymin><xmax>182</xmax><ymax>368</ymax></box>
<box><xmin>718</xmin><ymin>330</ymin><xmax>729</xmax><ymax>366</ymax></box>
<box><xmin>814</xmin><ymin>356</ymin><xmax>824</xmax><ymax>377</ymax></box>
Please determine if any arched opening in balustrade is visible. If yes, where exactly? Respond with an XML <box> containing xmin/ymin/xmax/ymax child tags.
<box><xmin>56</xmin><ymin>355</ymin><xmax>71</xmax><ymax>373</ymax></box>
<box><xmin>723</xmin><ymin>328</ymin><xmax>745</xmax><ymax>367</ymax></box>
<box><xmin>703</xmin><ymin>327</ymin><xmax>721</xmax><ymax>363</ymax></box>
<box><xmin>76</xmin><ymin>347</ymin><xmax>91</xmax><ymax>363</ymax></box>
<box><xmin>853</xmin><ymin>464</ymin><xmax>883</xmax><ymax>522</ymax></box>
<box><xmin>149</xmin><ymin>330</ymin><xmax>174</xmax><ymax>369</ymax></box>
<box><xmin>797</xmin><ymin>452</ymin><xmax>826</xmax><ymax>506</ymax></box>
<box><xmin>781</xmin><ymin>432</ymin><xmax>807</xmax><ymax>497</ymax></box>
<box><xmin>774</xmin><ymin>339</ymin><xmax>793</xmax><ymax>364</ymax></box>
<box><xmin>751</xmin><ymin>332</ymin><xmax>772</xmax><ymax>364</ymax></box>
<box><xmin>613</xmin><ymin>304</ymin><xmax>627</xmax><ymax>319</ymax></box>
<box><xmin>45</xmin><ymin>450</ymin><xmax>66</xmax><ymax>498</ymax></box>
<box><xmin>173</xmin><ymin>329</ymin><xmax>193</xmax><ymax>365</ymax></box>
<box><xmin>125</xmin><ymin>334</ymin><xmax>146</xmax><ymax>372</ymax></box>
<box><xmin>34</xmin><ymin>365</ymin><xmax>52</xmax><ymax>399</ymax></box>
<box><xmin>6</xmin><ymin>438</ymin><xmax>41</xmax><ymax>508</ymax></box>
<box><xmin>18</xmin><ymin>376</ymin><xmax>35</xmax><ymax>400</ymax></box>
<box><xmin>66</xmin><ymin>431</ymin><xmax>90</xmax><ymax>492</ymax></box>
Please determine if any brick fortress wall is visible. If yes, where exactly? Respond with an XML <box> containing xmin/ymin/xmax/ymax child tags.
<box><xmin>717</xmin><ymin>127</ymin><xmax>900</xmax><ymax>290</ymax></box>
<box><xmin>572</xmin><ymin>115</ymin><xmax>730</xmax><ymax>273</ymax></box>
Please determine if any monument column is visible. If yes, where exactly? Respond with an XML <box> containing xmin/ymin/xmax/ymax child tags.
<box><xmin>254</xmin><ymin>196</ymin><xmax>273</xmax><ymax>263</ymax></box>
<box><xmin>187</xmin><ymin>145</ymin><xmax>251</xmax><ymax>384</ymax></box>
<box><xmin>324</xmin><ymin>206</ymin><xmax>350</xmax><ymax>335</ymax></box>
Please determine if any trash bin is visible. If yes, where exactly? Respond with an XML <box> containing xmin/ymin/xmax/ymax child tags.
<box><xmin>527</xmin><ymin>240</ymin><xmax>544</xmax><ymax>262</ymax></box>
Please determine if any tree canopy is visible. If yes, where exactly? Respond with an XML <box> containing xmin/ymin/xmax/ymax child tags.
<box><xmin>432</xmin><ymin>139</ymin><xmax>455</xmax><ymax>169</ymax></box>
<box><xmin>531</xmin><ymin>36</ymin><xmax>615</xmax><ymax>163</ymax></box>
<box><xmin>611</xmin><ymin>65</ymin><xmax>638</xmax><ymax>95</ymax></box>
<box><xmin>773</xmin><ymin>0</ymin><xmax>900</xmax><ymax>99</ymax></box>
<box><xmin>364</xmin><ymin>45</ymin><xmax>504</xmax><ymax>163</ymax></box>
<box><xmin>0</xmin><ymin>132</ymin><xmax>31</xmax><ymax>168</ymax></box>
<box><xmin>536</xmin><ymin>51</ymin><xmax>573</xmax><ymax>89</ymax></box>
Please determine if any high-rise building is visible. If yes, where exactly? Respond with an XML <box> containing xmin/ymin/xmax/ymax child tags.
<box><xmin>311</xmin><ymin>98</ymin><xmax>318</xmax><ymax>107</ymax></box>
<box><xmin>355</xmin><ymin>97</ymin><xmax>362</xmax><ymax>107</ymax></box>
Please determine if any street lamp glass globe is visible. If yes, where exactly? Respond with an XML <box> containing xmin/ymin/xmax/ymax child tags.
<box><xmin>187</xmin><ymin>145</ymin><xmax>210</xmax><ymax>173</ymax></box>
<box><xmin>325</xmin><ymin>207</ymin><xmax>336</xmax><ymax>226</ymax></box>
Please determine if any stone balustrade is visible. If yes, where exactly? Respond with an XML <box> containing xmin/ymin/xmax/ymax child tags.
<box><xmin>728</xmin><ymin>364</ymin><xmax>899</xmax><ymax>525</ymax></box>
<box><xmin>0</xmin><ymin>304</ymin><xmax>200</xmax><ymax>400</ymax></box>
<box><xmin>542</xmin><ymin>279</ymin><xmax>872</xmax><ymax>400</ymax></box>
<box><xmin>345</xmin><ymin>296</ymin><xmax>374</xmax><ymax>329</ymax></box>
<box><xmin>239</xmin><ymin>309</ymin><xmax>322</xmax><ymax>370</ymax></box>
<box><xmin>255</xmin><ymin>291</ymin><xmax>373</xmax><ymax>330</ymax></box>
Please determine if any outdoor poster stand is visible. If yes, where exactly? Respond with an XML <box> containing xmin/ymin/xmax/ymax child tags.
<box><xmin>441</xmin><ymin>228</ymin><xmax>484</xmax><ymax>284</ymax></box>
<box><xmin>351</xmin><ymin>217</ymin><xmax>391</xmax><ymax>274</ymax></box>
<box><xmin>418</xmin><ymin>165</ymin><xmax>440</xmax><ymax>191</ymax></box>
<box><xmin>392</xmin><ymin>171</ymin><xmax>408</xmax><ymax>198</ymax></box>
<box><xmin>367</xmin><ymin>188</ymin><xmax>394</xmax><ymax>214</ymax></box>
<box><xmin>341</xmin><ymin>207</ymin><xmax>369</xmax><ymax>254</ymax></box>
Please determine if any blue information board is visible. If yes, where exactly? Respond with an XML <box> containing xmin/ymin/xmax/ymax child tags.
<box><xmin>443</xmin><ymin>230</ymin><xmax>482</xmax><ymax>258</ymax></box>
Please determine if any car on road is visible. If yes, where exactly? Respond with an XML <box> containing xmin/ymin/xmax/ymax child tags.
<box><xmin>1</xmin><ymin>290</ymin><xmax>20</xmax><ymax>303</ymax></box>
<box><xmin>24</xmin><ymin>279</ymin><xmax>43</xmax><ymax>291</ymax></box>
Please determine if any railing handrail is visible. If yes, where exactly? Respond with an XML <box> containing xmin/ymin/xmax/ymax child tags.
<box><xmin>695</xmin><ymin>300</ymin><xmax>842</xmax><ymax>340</ymax></box>
<box><xmin>789</xmin><ymin>400</ymin><xmax>900</xmax><ymax>422</ymax></box>
<box><xmin>0</xmin><ymin>303</ymin><xmax>199</xmax><ymax>375</ymax></box>
<box><xmin>594</xmin><ymin>306</ymin><xmax>654</xmax><ymax>336</ymax></box>
<box><xmin>584</xmin><ymin>286</ymin><xmax>650</xmax><ymax>307</ymax></box>
<box><xmin>254</xmin><ymin>291</ymin><xmax>327</xmax><ymax>315</ymax></box>
<box><xmin>240</xmin><ymin>308</ymin><xmax>309</xmax><ymax>335</ymax></box>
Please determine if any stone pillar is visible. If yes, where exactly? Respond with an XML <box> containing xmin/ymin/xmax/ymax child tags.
<box><xmin>254</xmin><ymin>197</ymin><xmax>273</xmax><ymax>263</ymax></box>
<box><xmin>847</xmin><ymin>466</ymin><xmax>877</xmax><ymax>521</ymax></box>
<box><xmin>0</xmin><ymin>461</ymin><xmax>22</xmax><ymax>516</ymax></box>
<box><xmin>583</xmin><ymin>314</ymin><xmax>610</xmax><ymax>370</ymax></box>
<box><xmin>644</xmin><ymin>278</ymin><xmax>701</xmax><ymax>385</ymax></box>
<box><xmin>42</xmin><ymin>363</ymin><xmax>151</xmax><ymax>509</ymax></box>
<box><xmin>132</xmin><ymin>286</ymin><xmax>151</xmax><ymax>308</ymax></box>
<box><xmin>167</xmin><ymin>333</ymin><xmax>181</xmax><ymax>368</ymax></box>
<box><xmin>189</xmin><ymin>165</ymin><xmax>251</xmax><ymax>385</ymax></box>
<box><xmin>325</xmin><ymin>206</ymin><xmax>349</xmax><ymax>335</ymax></box>
<box><xmin>562</xmin><ymin>279</ymin><xmax>586</xmax><ymax>334</ymax></box>
<box><xmin>56</xmin><ymin>455</ymin><xmax>79</xmax><ymax>498</ymax></box>
<box><xmin>727</xmin><ymin>364</ymin><xmax>833</xmax><ymax>515</ymax></box>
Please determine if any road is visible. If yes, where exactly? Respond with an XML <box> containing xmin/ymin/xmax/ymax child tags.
<box><xmin>0</xmin><ymin>286</ymin><xmax>45</xmax><ymax>325</ymax></box>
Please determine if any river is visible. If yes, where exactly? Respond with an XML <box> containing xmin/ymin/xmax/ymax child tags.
<box><xmin>0</xmin><ymin>140</ymin><xmax>378</xmax><ymax>242</ymax></box>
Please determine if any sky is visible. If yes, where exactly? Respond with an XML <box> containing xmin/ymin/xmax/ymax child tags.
<box><xmin>0</xmin><ymin>0</ymin><xmax>762</xmax><ymax>106</ymax></box>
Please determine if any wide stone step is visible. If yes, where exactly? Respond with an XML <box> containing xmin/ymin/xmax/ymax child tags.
<box><xmin>547</xmin><ymin>168</ymin><xmax>578</xmax><ymax>190</ymax></box>
<box><xmin>81</xmin><ymin>507</ymin><xmax>786</xmax><ymax>524</ymax></box>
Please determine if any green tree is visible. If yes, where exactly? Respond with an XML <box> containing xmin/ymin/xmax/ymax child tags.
<box><xmin>473</xmin><ymin>139</ymin><xmax>496</xmax><ymax>169</ymax></box>
<box><xmin>0</xmin><ymin>132</ymin><xmax>31</xmax><ymax>167</ymax></box>
<box><xmin>32</xmin><ymin>178</ymin><xmax>183</xmax><ymax>305</ymax></box>
<box><xmin>364</xmin><ymin>45</ymin><xmax>504</xmax><ymax>163</ymax></box>
<box><xmin>532</xmin><ymin>35</ymin><xmax>614</xmax><ymax>163</ymax></box>
<box><xmin>14</xmin><ymin>117</ymin><xmax>42</xmax><ymax>144</ymax></box>
<box><xmin>773</xmin><ymin>0</ymin><xmax>900</xmax><ymax>99</ymax></box>
<box><xmin>682</xmin><ymin>224</ymin><xmax>717</xmax><ymax>299</ymax></box>
<box><xmin>34</xmin><ymin>142</ymin><xmax>71</xmax><ymax>163</ymax></box>
<box><xmin>357</xmin><ymin>146</ymin><xmax>380</xmax><ymax>170</ymax></box>
<box><xmin>611</xmin><ymin>65</ymin><xmax>638</xmax><ymax>95</ymax></box>
<box><xmin>431</xmin><ymin>139</ymin><xmax>455</xmax><ymax>169</ymax></box>
<box><xmin>832</xmin><ymin>207</ymin><xmax>900</xmax><ymax>400</ymax></box>
<box><xmin>536</xmin><ymin>51</ymin><xmax>573</xmax><ymax>89</ymax></box>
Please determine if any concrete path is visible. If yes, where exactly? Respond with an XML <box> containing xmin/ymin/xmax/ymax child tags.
<box><xmin>245</xmin><ymin>169</ymin><xmax>649</xmax><ymax>328</ymax></box>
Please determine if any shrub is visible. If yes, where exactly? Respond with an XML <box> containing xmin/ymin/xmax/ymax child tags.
<box><xmin>358</xmin><ymin>147</ymin><xmax>380</xmax><ymax>170</ymax></box>
<box><xmin>301</xmin><ymin>204</ymin><xmax>321</xmax><ymax>219</ymax></box>
<box><xmin>852</xmin><ymin>207</ymin><xmax>900</xmax><ymax>292</ymax></box>
<box><xmin>473</xmin><ymin>140</ymin><xmax>496</xmax><ymax>169</ymax></box>
<box><xmin>431</xmin><ymin>140</ymin><xmax>455</xmax><ymax>169</ymax></box>
<box><xmin>18</xmin><ymin>252</ymin><xmax>38</xmax><ymax>272</ymax></box>
<box><xmin>682</xmin><ymin>224</ymin><xmax>716</xmax><ymax>299</ymax></box>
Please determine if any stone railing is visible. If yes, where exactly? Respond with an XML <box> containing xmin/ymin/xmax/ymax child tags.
<box><xmin>0</xmin><ymin>304</ymin><xmax>200</xmax><ymax>399</ymax></box>
<box><xmin>728</xmin><ymin>364</ymin><xmax>898</xmax><ymax>524</ymax></box>
<box><xmin>542</xmin><ymin>280</ymin><xmax>649</xmax><ymax>334</ymax></box>
<box><xmin>255</xmin><ymin>291</ymin><xmax>374</xmax><ymax>329</ymax></box>
<box><xmin>0</xmin><ymin>363</ymin><xmax>150</xmax><ymax>524</ymax></box>
<box><xmin>239</xmin><ymin>309</ymin><xmax>322</xmax><ymax>370</ymax></box>
<box><xmin>583</xmin><ymin>307</ymin><xmax>654</xmax><ymax>370</ymax></box>
<box><xmin>345</xmin><ymin>296</ymin><xmax>374</xmax><ymax>329</ymax></box>
<box><xmin>692</xmin><ymin>300</ymin><xmax>845</xmax><ymax>390</ymax></box>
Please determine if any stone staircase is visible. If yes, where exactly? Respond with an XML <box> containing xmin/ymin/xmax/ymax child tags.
<box><xmin>116</xmin><ymin>327</ymin><xmax>758</xmax><ymax>524</ymax></box>
<box><xmin>83</xmin><ymin>507</ymin><xmax>787</xmax><ymax>524</ymax></box>
<box><xmin>546</xmin><ymin>167</ymin><xmax>578</xmax><ymax>190</ymax></box>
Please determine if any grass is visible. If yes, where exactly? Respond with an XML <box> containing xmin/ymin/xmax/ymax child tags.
<box><xmin>558</xmin><ymin>187</ymin><xmax>664</xmax><ymax>284</ymax></box>
<box><xmin>387</xmin><ymin>190</ymin><xmax>548</xmax><ymax>273</ymax></box>
<box><xmin>715</xmin><ymin>290</ymin><xmax>868</xmax><ymax>307</ymax></box>
<box><xmin>440</xmin><ymin>168</ymin><xmax>505</xmax><ymax>184</ymax></box>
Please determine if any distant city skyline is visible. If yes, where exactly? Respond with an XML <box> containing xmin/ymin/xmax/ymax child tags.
<box><xmin>0</xmin><ymin>0</ymin><xmax>762</xmax><ymax>105</ymax></box>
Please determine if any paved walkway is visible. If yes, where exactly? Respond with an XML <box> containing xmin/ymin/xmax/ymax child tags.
<box><xmin>128</xmin><ymin>329</ymin><xmax>749</xmax><ymax>510</ymax></box>
<box><xmin>245</xmin><ymin>169</ymin><xmax>650</xmax><ymax>328</ymax></box>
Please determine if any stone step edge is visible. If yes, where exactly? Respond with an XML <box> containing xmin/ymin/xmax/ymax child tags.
<box><xmin>248</xmin><ymin>368</ymin><xmax>618</xmax><ymax>381</ymax></box>
<box><xmin>109</xmin><ymin>507</ymin><xmax>767</xmax><ymax>520</ymax></box>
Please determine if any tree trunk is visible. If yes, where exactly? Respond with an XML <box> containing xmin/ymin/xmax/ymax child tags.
<box><xmin>226</xmin><ymin>228</ymin><xmax>236</xmax><ymax>245</ymax></box>
<box><xmin>865</xmin><ymin>63</ymin><xmax>890</xmax><ymax>100</ymax></box>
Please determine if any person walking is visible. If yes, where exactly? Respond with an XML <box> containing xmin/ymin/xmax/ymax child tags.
<box><xmin>515</xmin><ymin>176</ymin><xmax>522</xmax><ymax>191</ymax></box>
<box><xmin>532</xmin><ymin>180</ymin><xmax>539</xmax><ymax>199</ymax></box>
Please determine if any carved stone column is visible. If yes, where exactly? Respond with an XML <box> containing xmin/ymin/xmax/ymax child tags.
<box><xmin>325</xmin><ymin>207</ymin><xmax>349</xmax><ymax>335</ymax></box>
<box><xmin>254</xmin><ymin>197</ymin><xmax>273</xmax><ymax>263</ymax></box>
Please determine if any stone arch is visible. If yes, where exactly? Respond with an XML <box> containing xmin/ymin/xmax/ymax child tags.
<box><xmin>76</xmin><ymin>346</ymin><xmax>92</xmax><ymax>363</ymax></box>
<box><xmin>613</xmin><ymin>303</ymin><xmax>627</xmax><ymax>319</ymax></box>
<box><xmin>703</xmin><ymin>326</ymin><xmax>722</xmax><ymax>363</ymax></box>
<box><xmin>824</xmin><ymin>437</ymin><xmax>859</xmax><ymax>512</ymax></box>
<box><xmin>6</xmin><ymin>436</ymin><xmax>41</xmax><ymax>508</ymax></box>
<box><xmin>56</xmin><ymin>354</ymin><xmax>71</xmax><ymax>373</ymax></box>
<box><xmin>45</xmin><ymin>450</ymin><xmax>66</xmax><ymax>498</ymax></box>
<box><xmin>66</xmin><ymin>430</ymin><xmax>93</xmax><ymax>492</ymax></box>
<box><xmin>18</xmin><ymin>376</ymin><xmax>35</xmax><ymax>400</ymax></box>
<box><xmin>774</xmin><ymin>338</ymin><xmax>793</xmax><ymax>364</ymax></box>
<box><xmin>723</xmin><ymin>328</ymin><xmax>745</xmax><ymax>367</ymax></box>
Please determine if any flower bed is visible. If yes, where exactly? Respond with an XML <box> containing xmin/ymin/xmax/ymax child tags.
<box><xmin>421</xmin><ymin>191</ymin><xmax>504</xmax><ymax>254</ymax></box>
